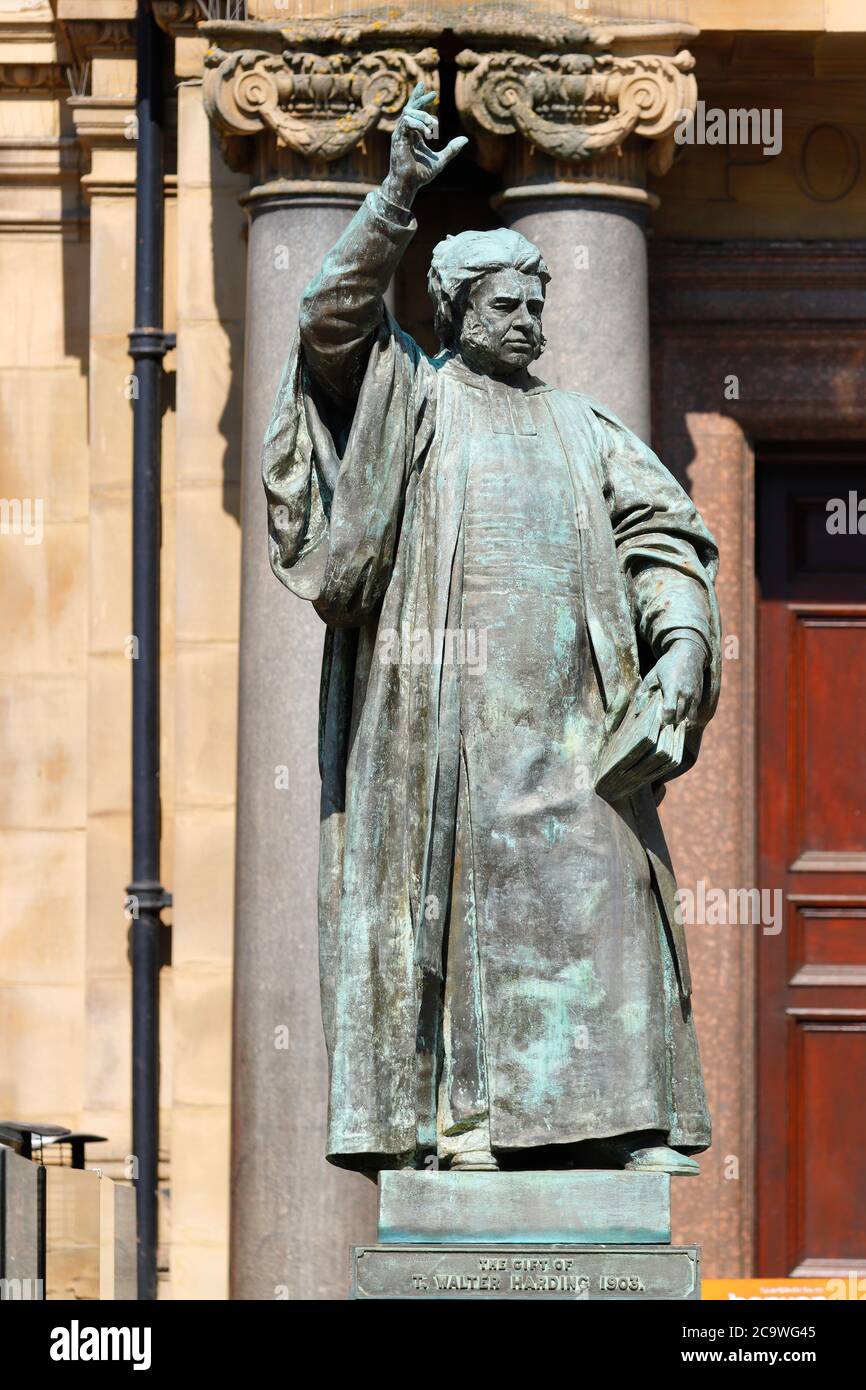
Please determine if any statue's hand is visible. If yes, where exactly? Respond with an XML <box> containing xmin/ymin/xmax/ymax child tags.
<box><xmin>638</xmin><ymin>639</ymin><xmax>705</xmax><ymax>727</ymax></box>
<box><xmin>382</xmin><ymin>83</ymin><xmax>468</xmax><ymax>209</ymax></box>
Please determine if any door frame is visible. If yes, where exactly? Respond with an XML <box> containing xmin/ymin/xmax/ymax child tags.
<box><xmin>753</xmin><ymin>447</ymin><xmax>866</xmax><ymax>1275</ymax></box>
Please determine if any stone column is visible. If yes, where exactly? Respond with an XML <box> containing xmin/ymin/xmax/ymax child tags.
<box><xmin>202</xmin><ymin>24</ymin><xmax>439</xmax><ymax>1299</ymax></box>
<box><xmin>456</xmin><ymin>32</ymin><xmax>698</xmax><ymax>441</ymax></box>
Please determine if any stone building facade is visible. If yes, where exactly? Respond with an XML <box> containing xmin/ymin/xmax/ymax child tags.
<box><xmin>1</xmin><ymin>0</ymin><xmax>864</xmax><ymax>1298</ymax></box>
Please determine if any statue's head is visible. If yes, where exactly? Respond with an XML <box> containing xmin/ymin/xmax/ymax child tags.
<box><xmin>428</xmin><ymin>228</ymin><xmax>550</xmax><ymax>377</ymax></box>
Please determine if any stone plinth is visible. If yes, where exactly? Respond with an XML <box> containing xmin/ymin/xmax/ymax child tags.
<box><xmin>378</xmin><ymin>1169</ymin><xmax>671</xmax><ymax>1245</ymax></box>
<box><xmin>354</xmin><ymin>1169</ymin><xmax>699</xmax><ymax>1300</ymax></box>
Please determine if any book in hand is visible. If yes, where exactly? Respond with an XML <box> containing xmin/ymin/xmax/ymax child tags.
<box><xmin>594</xmin><ymin>688</ymin><xmax>687</xmax><ymax>803</ymax></box>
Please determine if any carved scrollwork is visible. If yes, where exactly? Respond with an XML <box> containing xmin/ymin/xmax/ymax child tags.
<box><xmin>152</xmin><ymin>0</ymin><xmax>204</xmax><ymax>38</ymax></box>
<box><xmin>203</xmin><ymin>45</ymin><xmax>438</xmax><ymax>163</ymax></box>
<box><xmin>456</xmin><ymin>48</ymin><xmax>696</xmax><ymax>168</ymax></box>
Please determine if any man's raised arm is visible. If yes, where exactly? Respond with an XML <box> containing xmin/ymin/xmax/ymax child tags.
<box><xmin>298</xmin><ymin>84</ymin><xmax>467</xmax><ymax>408</ymax></box>
<box><xmin>297</xmin><ymin>190</ymin><xmax>415</xmax><ymax>408</ymax></box>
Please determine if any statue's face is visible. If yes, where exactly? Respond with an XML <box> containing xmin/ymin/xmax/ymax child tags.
<box><xmin>458</xmin><ymin>268</ymin><xmax>545</xmax><ymax>377</ymax></box>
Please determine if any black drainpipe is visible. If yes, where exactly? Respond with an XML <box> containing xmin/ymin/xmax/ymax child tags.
<box><xmin>127</xmin><ymin>0</ymin><xmax>173</xmax><ymax>1301</ymax></box>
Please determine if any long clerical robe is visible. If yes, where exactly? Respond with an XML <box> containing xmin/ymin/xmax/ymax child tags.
<box><xmin>262</xmin><ymin>189</ymin><xmax>722</xmax><ymax>1173</ymax></box>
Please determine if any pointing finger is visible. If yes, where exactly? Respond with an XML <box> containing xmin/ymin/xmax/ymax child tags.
<box><xmin>409</xmin><ymin>84</ymin><xmax>437</xmax><ymax>110</ymax></box>
<box><xmin>435</xmin><ymin>135</ymin><xmax>469</xmax><ymax>169</ymax></box>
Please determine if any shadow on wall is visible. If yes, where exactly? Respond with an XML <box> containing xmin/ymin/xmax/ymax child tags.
<box><xmin>210</xmin><ymin>127</ymin><xmax>246</xmax><ymax>526</ymax></box>
<box><xmin>62</xmin><ymin>96</ymin><xmax>90</xmax><ymax>372</ymax></box>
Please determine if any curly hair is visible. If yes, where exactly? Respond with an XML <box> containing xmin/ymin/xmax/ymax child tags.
<box><xmin>427</xmin><ymin>228</ymin><xmax>551</xmax><ymax>350</ymax></box>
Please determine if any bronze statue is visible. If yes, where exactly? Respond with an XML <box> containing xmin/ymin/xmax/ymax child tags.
<box><xmin>262</xmin><ymin>86</ymin><xmax>721</xmax><ymax>1177</ymax></box>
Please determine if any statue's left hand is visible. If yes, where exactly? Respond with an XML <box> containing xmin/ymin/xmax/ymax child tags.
<box><xmin>638</xmin><ymin>640</ymin><xmax>705</xmax><ymax>727</ymax></box>
<box><xmin>382</xmin><ymin>83</ymin><xmax>468</xmax><ymax>209</ymax></box>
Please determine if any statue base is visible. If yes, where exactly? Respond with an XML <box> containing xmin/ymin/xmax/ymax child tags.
<box><xmin>352</xmin><ymin>1241</ymin><xmax>699</xmax><ymax>1300</ymax></box>
<box><xmin>350</xmin><ymin>1170</ymin><xmax>700</xmax><ymax>1300</ymax></box>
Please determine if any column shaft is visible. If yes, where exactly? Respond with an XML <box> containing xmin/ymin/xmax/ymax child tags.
<box><xmin>499</xmin><ymin>192</ymin><xmax>651</xmax><ymax>441</ymax></box>
<box><xmin>231</xmin><ymin>186</ymin><xmax>378</xmax><ymax>1301</ymax></box>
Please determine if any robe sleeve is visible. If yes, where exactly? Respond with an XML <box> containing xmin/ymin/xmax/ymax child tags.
<box><xmin>590</xmin><ymin>404</ymin><xmax>722</xmax><ymax>734</ymax></box>
<box><xmin>262</xmin><ymin>312</ymin><xmax>434</xmax><ymax>627</ymax></box>
<box><xmin>262</xmin><ymin>184</ymin><xmax>439</xmax><ymax>627</ymax></box>
<box><xmin>299</xmin><ymin>188</ymin><xmax>417</xmax><ymax>408</ymax></box>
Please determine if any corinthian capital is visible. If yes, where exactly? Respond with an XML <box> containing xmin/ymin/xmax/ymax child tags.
<box><xmin>203</xmin><ymin>43</ymin><xmax>439</xmax><ymax>164</ymax></box>
<box><xmin>456</xmin><ymin>47</ymin><xmax>696</xmax><ymax>176</ymax></box>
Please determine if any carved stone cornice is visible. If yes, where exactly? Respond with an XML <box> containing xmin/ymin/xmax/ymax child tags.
<box><xmin>69</xmin><ymin>93</ymin><xmax>137</xmax><ymax>196</ymax></box>
<box><xmin>456</xmin><ymin>47</ymin><xmax>696</xmax><ymax>181</ymax></box>
<box><xmin>60</xmin><ymin>18</ymin><xmax>135</xmax><ymax>69</ymax></box>
<box><xmin>0</xmin><ymin>0</ymin><xmax>58</xmax><ymax>55</ymax></box>
<box><xmin>0</xmin><ymin>61</ymin><xmax>69</xmax><ymax>90</ymax></box>
<box><xmin>206</xmin><ymin>10</ymin><xmax>694</xmax><ymax>54</ymax></box>
<box><xmin>202</xmin><ymin>39</ymin><xmax>438</xmax><ymax>166</ymax></box>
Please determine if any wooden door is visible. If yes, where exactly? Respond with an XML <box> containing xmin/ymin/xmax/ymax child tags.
<box><xmin>756</xmin><ymin>451</ymin><xmax>866</xmax><ymax>1277</ymax></box>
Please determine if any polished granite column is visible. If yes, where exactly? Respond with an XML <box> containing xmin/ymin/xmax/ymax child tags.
<box><xmin>456</xmin><ymin>27</ymin><xmax>698</xmax><ymax>442</ymax></box>
<box><xmin>202</xmin><ymin>20</ymin><xmax>439</xmax><ymax>1300</ymax></box>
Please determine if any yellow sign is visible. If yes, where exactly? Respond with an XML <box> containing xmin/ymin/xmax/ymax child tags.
<box><xmin>703</xmin><ymin>1276</ymin><xmax>866</xmax><ymax>1300</ymax></box>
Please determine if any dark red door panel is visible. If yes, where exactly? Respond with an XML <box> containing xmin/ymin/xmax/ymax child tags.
<box><xmin>756</xmin><ymin>454</ymin><xmax>866</xmax><ymax>1276</ymax></box>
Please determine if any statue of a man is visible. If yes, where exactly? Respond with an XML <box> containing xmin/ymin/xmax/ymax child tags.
<box><xmin>263</xmin><ymin>86</ymin><xmax>721</xmax><ymax>1177</ymax></box>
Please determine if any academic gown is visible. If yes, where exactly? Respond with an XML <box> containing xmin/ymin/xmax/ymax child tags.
<box><xmin>261</xmin><ymin>188</ymin><xmax>722</xmax><ymax>1172</ymax></box>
